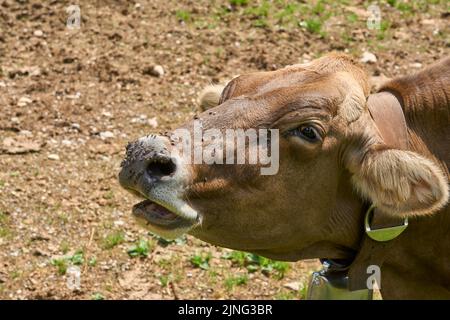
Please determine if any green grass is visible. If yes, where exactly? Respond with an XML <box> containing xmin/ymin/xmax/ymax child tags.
<box><xmin>173</xmin><ymin>0</ymin><xmax>378</xmax><ymax>36</ymax></box>
<box><xmin>244</xmin><ymin>0</ymin><xmax>271</xmax><ymax>28</ymax></box>
<box><xmin>299</xmin><ymin>283</ymin><xmax>308</xmax><ymax>299</ymax></box>
<box><xmin>70</xmin><ymin>250</ymin><xmax>84</xmax><ymax>266</ymax></box>
<box><xmin>156</xmin><ymin>258</ymin><xmax>172</xmax><ymax>268</ymax></box>
<box><xmin>376</xmin><ymin>20</ymin><xmax>391</xmax><ymax>40</ymax></box>
<box><xmin>57</xmin><ymin>212</ymin><xmax>69</xmax><ymax>224</ymax></box>
<box><xmin>0</xmin><ymin>227</ymin><xmax>10</xmax><ymax>238</ymax></box>
<box><xmin>274</xmin><ymin>3</ymin><xmax>300</xmax><ymax>25</ymax></box>
<box><xmin>51</xmin><ymin>258</ymin><xmax>68</xmax><ymax>275</ymax></box>
<box><xmin>190</xmin><ymin>252</ymin><xmax>212</xmax><ymax>270</ymax></box>
<box><xmin>245</xmin><ymin>1</ymin><xmax>270</xmax><ymax>18</ymax></box>
<box><xmin>0</xmin><ymin>211</ymin><xmax>8</xmax><ymax>223</ymax></box>
<box><xmin>312</xmin><ymin>0</ymin><xmax>326</xmax><ymax>15</ymax></box>
<box><xmin>88</xmin><ymin>257</ymin><xmax>97</xmax><ymax>267</ymax></box>
<box><xmin>246</xmin><ymin>254</ymin><xmax>289</xmax><ymax>279</ymax></box>
<box><xmin>386</xmin><ymin>0</ymin><xmax>441</xmax><ymax>15</ymax></box>
<box><xmin>127</xmin><ymin>238</ymin><xmax>152</xmax><ymax>258</ymax></box>
<box><xmin>60</xmin><ymin>241</ymin><xmax>70</xmax><ymax>254</ymax></box>
<box><xmin>150</xmin><ymin>233</ymin><xmax>186</xmax><ymax>247</ymax></box>
<box><xmin>175</xmin><ymin>10</ymin><xmax>191</xmax><ymax>23</ymax></box>
<box><xmin>91</xmin><ymin>293</ymin><xmax>105</xmax><ymax>300</ymax></box>
<box><xmin>221</xmin><ymin>251</ymin><xmax>248</xmax><ymax>267</ymax></box>
<box><xmin>296</xmin><ymin>1</ymin><xmax>331</xmax><ymax>36</ymax></box>
<box><xmin>395</xmin><ymin>1</ymin><xmax>414</xmax><ymax>13</ymax></box>
<box><xmin>50</xmin><ymin>250</ymin><xmax>84</xmax><ymax>275</ymax></box>
<box><xmin>103</xmin><ymin>190</ymin><xmax>114</xmax><ymax>200</ymax></box>
<box><xmin>224</xmin><ymin>275</ymin><xmax>248</xmax><ymax>291</ymax></box>
<box><xmin>346</xmin><ymin>12</ymin><xmax>358</xmax><ymax>23</ymax></box>
<box><xmin>0</xmin><ymin>212</ymin><xmax>11</xmax><ymax>238</ymax></box>
<box><xmin>10</xmin><ymin>270</ymin><xmax>22</xmax><ymax>280</ymax></box>
<box><xmin>103</xmin><ymin>231</ymin><xmax>125</xmax><ymax>249</ymax></box>
<box><xmin>275</xmin><ymin>291</ymin><xmax>297</xmax><ymax>300</ymax></box>
<box><xmin>10</xmin><ymin>171</ymin><xmax>19</xmax><ymax>177</ymax></box>
<box><xmin>299</xmin><ymin>18</ymin><xmax>323</xmax><ymax>34</ymax></box>
<box><xmin>159</xmin><ymin>275</ymin><xmax>170</xmax><ymax>287</ymax></box>
<box><xmin>229</xmin><ymin>0</ymin><xmax>249</xmax><ymax>6</ymax></box>
<box><xmin>222</xmin><ymin>251</ymin><xmax>290</xmax><ymax>279</ymax></box>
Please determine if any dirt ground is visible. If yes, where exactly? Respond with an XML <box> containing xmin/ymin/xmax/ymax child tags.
<box><xmin>0</xmin><ymin>0</ymin><xmax>448</xmax><ymax>300</ymax></box>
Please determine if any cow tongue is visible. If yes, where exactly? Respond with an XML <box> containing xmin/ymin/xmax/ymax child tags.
<box><xmin>132</xmin><ymin>199</ymin><xmax>178</xmax><ymax>222</ymax></box>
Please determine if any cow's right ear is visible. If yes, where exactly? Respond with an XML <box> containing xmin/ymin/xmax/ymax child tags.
<box><xmin>199</xmin><ymin>85</ymin><xmax>225</xmax><ymax>111</ymax></box>
<box><xmin>350</xmin><ymin>148</ymin><xmax>449</xmax><ymax>217</ymax></box>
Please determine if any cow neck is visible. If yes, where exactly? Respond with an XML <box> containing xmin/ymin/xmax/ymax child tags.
<box><xmin>347</xmin><ymin>90</ymin><xmax>409</xmax><ymax>291</ymax></box>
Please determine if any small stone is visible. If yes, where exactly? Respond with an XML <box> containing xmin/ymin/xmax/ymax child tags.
<box><xmin>66</xmin><ymin>92</ymin><xmax>81</xmax><ymax>99</ymax></box>
<box><xmin>63</xmin><ymin>57</ymin><xmax>75</xmax><ymax>64</ymax></box>
<box><xmin>71</xmin><ymin>123</ymin><xmax>81</xmax><ymax>130</ymax></box>
<box><xmin>410</xmin><ymin>62</ymin><xmax>423</xmax><ymax>69</ymax></box>
<box><xmin>47</xmin><ymin>154</ymin><xmax>60</xmax><ymax>161</ymax></box>
<box><xmin>152</xmin><ymin>65</ymin><xmax>165</xmax><ymax>77</ymax></box>
<box><xmin>30</xmin><ymin>233</ymin><xmax>51</xmax><ymax>241</ymax></box>
<box><xmin>283</xmin><ymin>281</ymin><xmax>301</xmax><ymax>292</ymax></box>
<box><xmin>33</xmin><ymin>249</ymin><xmax>50</xmax><ymax>257</ymax></box>
<box><xmin>147</xmin><ymin>117</ymin><xmax>158</xmax><ymax>128</ymax></box>
<box><xmin>17</xmin><ymin>96</ymin><xmax>32</xmax><ymax>107</ymax></box>
<box><xmin>0</xmin><ymin>272</ymin><xmax>6</xmax><ymax>284</ymax></box>
<box><xmin>61</xmin><ymin>139</ymin><xmax>72</xmax><ymax>146</ymax></box>
<box><xmin>421</xmin><ymin>19</ymin><xmax>435</xmax><ymax>26</ymax></box>
<box><xmin>19</xmin><ymin>130</ymin><xmax>32</xmax><ymax>137</ymax></box>
<box><xmin>99</xmin><ymin>131</ymin><xmax>114</xmax><ymax>140</ymax></box>
<box><xmin>114</xmin><ymin>220</ymin><xmax>125</xmax><ymax>227</ymax></box>
<box><xmin>33</xmin><ymin>30</ymin><xmax>44</xmax><ymax>37</ymax></box>
<box><xmin>130</xmin><ymin>114</ymin><xmax>149</xmax><ymax>124</ymax></box>
<box><xmin>360</xmin><ymin>51</ymin><xmax>377</xmax><ymax>64</ymax></box>
<box><xmin>2</xmin><ymin>137</ymin><xmax>41</xmax><ymax>154</ymax></box>
<box><xmin>144</xmin><ymin>65</ymin><xmax>164</xmax><ymax>77</ymax></box>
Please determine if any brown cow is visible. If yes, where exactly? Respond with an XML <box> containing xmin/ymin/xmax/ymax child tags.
<box><xmin>119</xmin><ymin>54</ymin><xmax>449</xmax><ymax>299</ymax></box>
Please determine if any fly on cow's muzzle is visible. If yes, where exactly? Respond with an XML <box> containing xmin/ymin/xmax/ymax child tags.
<box><xmin>306</xmin><ymin>260</ymin><xmax>373</xmax><ymax>300</ymax></box>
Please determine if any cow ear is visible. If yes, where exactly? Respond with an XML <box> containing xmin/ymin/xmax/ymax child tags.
<box><xmin>351</xmin><ymin>148</ymin><xmax>449</xmax><ymax>217</ymax></box>
<box><xmin>199</xmin><ymin>85</ymin><xmax>225</xmax><ymax>111</ymax></box>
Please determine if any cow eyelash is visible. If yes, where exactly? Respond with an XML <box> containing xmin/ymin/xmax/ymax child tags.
<box><xmin>287</xmin><ymin>125</ymin><xmax>321</xmax><ymax>143</ymax></box>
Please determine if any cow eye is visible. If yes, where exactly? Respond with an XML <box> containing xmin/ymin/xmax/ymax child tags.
<box><xmin>288</xmin><ymin>125</ymin><xmax>320</xmax><ymax>142</ymax></box>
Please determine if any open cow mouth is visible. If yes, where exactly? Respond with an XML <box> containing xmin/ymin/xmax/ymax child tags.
<box><xmin>132</xmin><ymin>199</ymin><xmax>198</xmax><ymax>233</ymax></box>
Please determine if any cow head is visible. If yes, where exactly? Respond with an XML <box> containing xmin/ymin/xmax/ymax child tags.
<box><xmin>119</xmin><ymin>53</ymin><xmax>448</xmax><ymax>261</ymax></box>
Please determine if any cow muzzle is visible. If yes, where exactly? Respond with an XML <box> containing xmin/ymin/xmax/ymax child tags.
<box><xmin>118</xmin><ymin>134</ymin><xmax>199</xmax><ymax>239</ymax></box>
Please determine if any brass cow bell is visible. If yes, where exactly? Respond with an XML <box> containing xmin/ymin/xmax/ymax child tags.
<box><xmin>306</xmin><ymin>260</ymin><xmax>373</xmax><ymax>300</ymax></box>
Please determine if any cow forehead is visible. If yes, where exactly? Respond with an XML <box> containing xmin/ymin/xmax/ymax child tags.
<box><xmin>224</xmin><ymin>66</ymin><xmax>322</xmax><ymax>99</ymax></box>
<box><xmin>221</xmin><ymin>67</ymin><xmax>367</xmax><ymax>123</ymax></box>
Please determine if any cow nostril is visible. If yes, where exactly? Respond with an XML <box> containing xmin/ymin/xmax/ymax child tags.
<box><xmin>146</xmin><ymin>158</ymin><xmax>177</xmax><ymax>179</ymax></box>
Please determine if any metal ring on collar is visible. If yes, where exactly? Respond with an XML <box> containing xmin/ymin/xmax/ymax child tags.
<box><xmin>365</xmin><ymin>205</ymin><xmax>408</xmax><ymax>242</ymax></box>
